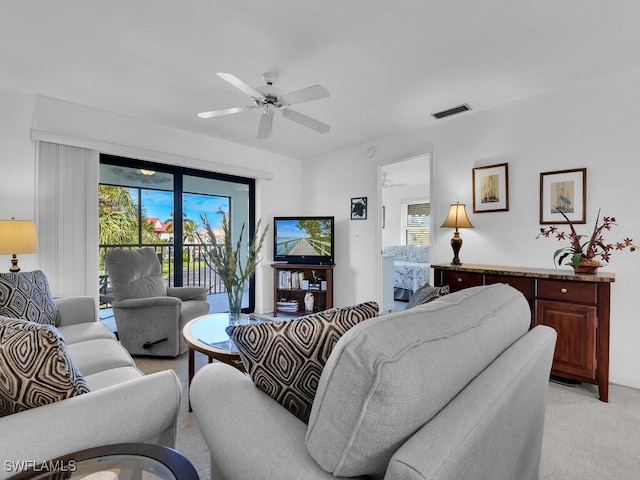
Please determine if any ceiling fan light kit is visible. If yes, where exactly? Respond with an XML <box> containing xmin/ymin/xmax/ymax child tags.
<box><xmin>198</xmin><ymin>72</ymin><xmax>330</xmax><ymax>139</ymax></box>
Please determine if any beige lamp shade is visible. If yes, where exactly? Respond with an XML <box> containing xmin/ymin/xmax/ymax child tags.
<box><xmin>0</xmin><ymin>218</ymin><xmax>39</xmax><ymax>272</ymax></box>
<box><xmin>440</xmin><ymin>202</ymin><xmax>474</xmax><ymax>231</ymax></box>
<box><xmin>441</xmin><ymin>203</ymin><xmax>473</xmax><ymax>265</ymax></box>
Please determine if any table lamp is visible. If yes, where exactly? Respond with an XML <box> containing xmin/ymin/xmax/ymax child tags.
<box><xmin>0</xmin><ymin>218</ymin><xmax>39</xmax><ymax>272</ymax></box>
<box><xmin>440</xmin><ymin>202</ymin><xmax>473</xmax><ymax>265</ymax></box>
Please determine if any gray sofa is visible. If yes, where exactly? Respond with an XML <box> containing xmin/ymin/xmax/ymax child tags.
<box><xmin>191</xmin><ymin>283</ymin><xmax>557</xmax><ymax>480</ymax></box>
<box><xmin>0</xmin><ymin>296</ymin><xmax>182</xmax><ymax>479</ymax></box>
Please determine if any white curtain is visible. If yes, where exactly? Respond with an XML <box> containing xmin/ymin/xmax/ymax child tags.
<box><xmin>36</xmin><ymin>142</ymin><xmax>99</xmax><ymax>299</ymax></box>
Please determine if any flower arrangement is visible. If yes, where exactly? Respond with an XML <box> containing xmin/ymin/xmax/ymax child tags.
<box><xmin>537</xmin><ymin>207</ymin><xmax>637</xmax><ymax>269</ymax></box>
<box><xmin>198</xmin><ymin>214</ymin><xmax>268</xmax><ymax>324</ymax></box>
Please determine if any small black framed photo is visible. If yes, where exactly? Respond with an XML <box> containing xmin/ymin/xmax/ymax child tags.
<box><xmin>351</xmin><ymin>197</ymin><xmax>367</xmax><ymax>220</ymax></box>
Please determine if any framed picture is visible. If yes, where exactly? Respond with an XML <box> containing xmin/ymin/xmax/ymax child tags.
<box><xmin>472</xmin><ymin>163</ymin><xmax>509</xmax><ymax>213</ymax></box>
<box><xmin>540</xmin><ymin>168</ymin><xmax>586</xmax><ymax>224</ymax></box>
<box><xmin>351</xmin><ymin>197</ymin><xmax>367</xmax><ymax>220</ymax></box>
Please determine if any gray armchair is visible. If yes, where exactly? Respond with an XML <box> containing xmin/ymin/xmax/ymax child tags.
<box><xmin>105</xmin><ymin>247</ymin><xmax>210</xmax><ymax>357</ymax></box>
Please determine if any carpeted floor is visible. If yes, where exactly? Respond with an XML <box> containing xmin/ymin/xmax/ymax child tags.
<box><xmin>135</xmin><ymin>354</ymin><xmax>640</xmax><ymax>480</ymax></box>
<box><xmin>135</xmin><ymin>353</ymin><xmax>211</xmax><ymax>480</ymax></box>
<box><xmin>540</xmin><ymin>380</ymin><xmax>640</xmax><ymax>480</ymax></box>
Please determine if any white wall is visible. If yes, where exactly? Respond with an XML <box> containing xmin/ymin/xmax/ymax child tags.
<box><xmin>0</xmin><ymin>86</ymin><xmax>303</xmax><ymax>313</ymax></box>
<box><xmin>381</xmin><ymin>183</ymin><xmax>429</xmax><ymax>248</ymax></box>
<box><xmin>4</xmin><ymin>65</ymin><xmax>640</xmax><ymax>389</ymax></box>
<box><xmin>305</xmin><ymin>141</ymin><xmax>434</xmax><ymax>307</ymax></box>
<box><xmin>306</xmin><ymin>68</ymin><xmax>640</xmax><ymax>389</ymax></box>
<box><xmin>0</xmin><ymin>88</ymin><xmax>39</xmax><ymax>272</ymax></box>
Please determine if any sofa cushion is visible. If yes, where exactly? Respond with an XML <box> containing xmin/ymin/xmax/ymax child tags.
<box><xmin>83</xmin><ymin>366</ymin><xmax>143</xmax><ymax>391</ymax></box>
<box><xmin>405</xmin><ymin>284</ymin><xmax>450</xmax><ymax>309</ymax></box>
<box><xmin>226</xmin><ymin>301</ymin><xmax>379</xmax><ymax>423</ymax></box>
<box><xmin>305</xmin><ymin>284</ymin><xmax>531</xmax><ymax>479</ymax></box>
<box><xmin>67</xmin><ymin>339</ymin><xmax>136</xmax><ymax>376</ymax></box>
<box><xmin>0</xmin><ymin>317</ymin><xmax>90</xmax><ymax>417</ymax></box>
<box><xmin>0</xmin><ymin>270</ymin><xmax>60</xmax><ymax>326</ymax></box>
<box><xmin>56</xmin><ymin>322</ymin><xmax>116</xmax><ymax>345</ymax></box>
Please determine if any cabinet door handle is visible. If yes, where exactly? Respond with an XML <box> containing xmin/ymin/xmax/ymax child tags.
<box><xmin>560</xmin><ymin>287</ymin><xmax>568</xmax><ymax>294</ymax></box>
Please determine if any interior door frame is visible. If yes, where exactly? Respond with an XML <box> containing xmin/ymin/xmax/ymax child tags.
<box><xmin>376</xmin><ymin>147</ymin><xmax>434</xmax><ymax>313</ymax></box>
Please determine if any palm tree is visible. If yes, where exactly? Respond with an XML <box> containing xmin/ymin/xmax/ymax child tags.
<box><xmin>98</xmin><ymin>185</ymin><xmax>138</xmax><ymax>245</ymax></box>
<box><xmin>183</xmin><ymin>216</ymin><xmax>199</xmax><ymax>261</ymax></box>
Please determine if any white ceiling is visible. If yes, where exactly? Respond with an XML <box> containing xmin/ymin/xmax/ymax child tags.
<box><xmin>2</xmin><ymin>1</ymin><xmax>640</xmax><ymax>160</ymax></box>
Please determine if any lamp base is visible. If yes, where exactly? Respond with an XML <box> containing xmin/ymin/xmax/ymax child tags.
<box><xmin>450</xmin><ymin>232</ymin><xmax>463</xmax><ymax>265</ymax></box>
<box><xmin>9</xmin><ymin>254</ymin><xmax>21</xmax><ymax>272</ymax></box>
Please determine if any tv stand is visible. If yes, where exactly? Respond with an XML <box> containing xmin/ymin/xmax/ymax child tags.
<box><xmin>271</xmin><ymin>263</ymin><xmax>334</xmax><ymax>316</ymax></box>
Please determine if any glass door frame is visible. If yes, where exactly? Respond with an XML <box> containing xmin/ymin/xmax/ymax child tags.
<box><xmin>100</xmin><ymin>154</ymin><xmax>257</xmax><ymax>313</ymax></box>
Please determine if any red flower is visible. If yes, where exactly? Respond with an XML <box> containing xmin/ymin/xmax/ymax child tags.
<box><xmin>536</xmin><ymin>208</ymin><xmax>637</xmax><ymax>267</ymax></box>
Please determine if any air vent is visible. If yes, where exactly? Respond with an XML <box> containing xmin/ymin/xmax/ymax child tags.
<box><xmin>431</xmin><ymin>103</ymin><xmax>471</xmax><ymax>119</ymax></box>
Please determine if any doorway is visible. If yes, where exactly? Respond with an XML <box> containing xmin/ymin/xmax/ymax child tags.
<box><xmin>379</xmin><ymin>153</ymin><xmax>431</xmax><ymax>312</ymax></box>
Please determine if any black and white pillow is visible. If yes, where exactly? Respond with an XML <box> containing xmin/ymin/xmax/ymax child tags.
<box><xmin>0</xmin><ymin>270</ymin><xmax>60</xmax><ymax>326</ymax></box>
<box><xmin>405</xmin><ymin>284</ymin><xmax>450</xmax><ymax>310</ymax></box>
<box><xmin>0</xmin><ymin>317</ymin><xmax>90</xmax><ymax>417</ymax></box>
<box><xmin>226</xmin><ymin>301</ymin><xmax>379</xmax><ymax>423</ymax></box>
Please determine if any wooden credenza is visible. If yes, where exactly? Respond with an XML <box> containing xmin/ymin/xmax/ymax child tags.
<box><xmin>432</xmin><ymin>263</ymin><xmax>615</xmax><ymax>402</ymax></box>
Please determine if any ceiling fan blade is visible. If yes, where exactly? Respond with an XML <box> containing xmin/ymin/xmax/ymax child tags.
<box><xmin>281</xmin><ymin>108</ymin><xmax>330</xmax><ymax>134</ymax></box>
<box><xmin>280</xmin><ymin>85</ymin><xmax>329</xmax><ymax>106</ymax></box>
<box><xmin>197</xmin><ymin>106</ymin><xmax>253</xmax><ymax>118</ymax></box>
<box><xmin>257</xmin><ymin>112</ymin><xmax>273</xmax><ymax>139</ymax></box>
<box><xmin>217</xmin><ymin>72</ymin><xmax>264</xmax><ymax>99</ymax></box>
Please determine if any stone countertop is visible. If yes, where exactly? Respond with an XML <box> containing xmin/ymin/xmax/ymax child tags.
<box><xmin>431</xmin><ymin>263</ymin><xmax>616</xmax><ymax>283</ymax></box>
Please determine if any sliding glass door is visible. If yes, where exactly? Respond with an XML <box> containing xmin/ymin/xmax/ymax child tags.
<box><xmin>99</xmin><ymin>155</ymin><xmax>255</xmax><ymax>313</ymax></box>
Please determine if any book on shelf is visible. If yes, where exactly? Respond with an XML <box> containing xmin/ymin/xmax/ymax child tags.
<box><xmin>278</xmin><ymin>270</ymin><xmax>307</xmax><ymax>289</ymax></box>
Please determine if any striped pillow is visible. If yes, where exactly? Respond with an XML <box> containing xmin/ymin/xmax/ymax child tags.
<box><xmin>0</xmin><ymin>317</ymin><xmax>90</xmax><ymax>417</ymax></box>
<box><xmin>227</xmin><ymin>301</ymin><xmax>379</xmax><ymax>423</ymax></box>
<box><xmin>405</xmin><ymin>284</ymin><xmax>450</xmax><ymax>310</ymax></box>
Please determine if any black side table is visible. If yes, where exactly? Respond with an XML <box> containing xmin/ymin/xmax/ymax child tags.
<box><xmin>7</xmin><ymin>443</ymin><xmax>199</xmax><ymax>480</ymax></box>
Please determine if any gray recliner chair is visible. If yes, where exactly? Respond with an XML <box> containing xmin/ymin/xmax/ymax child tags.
<box><xmin>105</xmin><ymin>247</ymin><xmax>210</xmax><ymax>357</ymax></box>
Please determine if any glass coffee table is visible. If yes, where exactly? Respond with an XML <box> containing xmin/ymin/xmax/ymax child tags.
<box><xmin>183</xmin><ymin>313</ymin><xmax>267</xmax><ymax>411</ymax></box>
<box><xmin>8</xmin><ymin>443</ymin><xmax>198</xmax><ymax>479</ymax></box>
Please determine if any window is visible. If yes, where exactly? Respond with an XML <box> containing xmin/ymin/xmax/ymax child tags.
<box><xmin>404</xmin><ymin>202</ymin><xmax>430</xmax><ymax>246</ymax></box>
<box><xmin>99</xmin><ymin>155</ymin><xmax>255</xmax><ymax>312</ymax></box>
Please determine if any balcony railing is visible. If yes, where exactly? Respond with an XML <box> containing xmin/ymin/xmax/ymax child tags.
<box><xmin>99</xmin><ymin>243</ymin><xmax>225</xmax><ymax>307</ymax></box>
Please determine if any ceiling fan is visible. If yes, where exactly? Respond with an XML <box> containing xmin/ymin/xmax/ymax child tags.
<box><xmin>382</xmin><ymin>171</ymin><xmax>408</xmax><ymax>188</ymax></box>
<box><xmin>197</xmin><ymin>72</ymin><xmax>330</xmax><ymax>139</ymax></box>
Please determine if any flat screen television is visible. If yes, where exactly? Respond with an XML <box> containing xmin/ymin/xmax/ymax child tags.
<box><xmin>273</xmin><ymin>216</ymin><xmax>334</xmax><ymax>265</ymax></box>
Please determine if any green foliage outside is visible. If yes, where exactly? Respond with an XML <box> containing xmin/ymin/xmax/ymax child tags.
<box><xmin>98</xmin><ymin>185</ymin><xmax>201</xmax><ymax>273</ymax></box>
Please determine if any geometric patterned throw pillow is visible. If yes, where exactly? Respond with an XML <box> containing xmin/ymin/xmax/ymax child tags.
<box><xmin>405</xmin><ymin>284</ymin><xmax>450</xmax><ymax>310</ymax></box>
<box><xmin>226</xmin><ymin>301</ymin><xmax>379</xmax><ymax>423</ymax></box>
<box><xmin>0</xmin><ymin>270</ymin><xmax>60</xmax><ymax>326</ymax></box>
<box><xmin>0</xmin><ymin>317</ymin><xmax>90</xmax><ymax>417</ymax></box>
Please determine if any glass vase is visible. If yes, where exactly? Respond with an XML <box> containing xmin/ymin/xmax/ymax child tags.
<box><xmin>227</xmin><ymin>285</ymin><xmax>244</xmax><ymax>326</ymax></box>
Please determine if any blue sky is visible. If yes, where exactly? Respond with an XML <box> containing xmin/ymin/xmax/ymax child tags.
<box><xmin>138</xmin><ymin>189</ymin><xmax>228</xmax><ymax>229</ymax></box>
<box><xmin>276</xmin><ymin>219</ymin><xmax>308</xmax><ymax>238</ymax></box>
